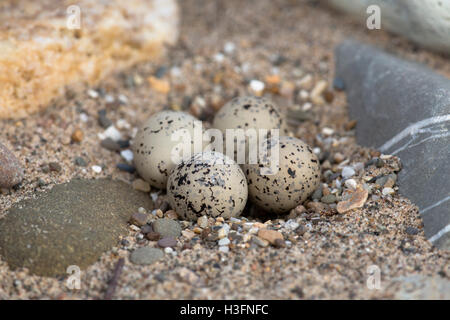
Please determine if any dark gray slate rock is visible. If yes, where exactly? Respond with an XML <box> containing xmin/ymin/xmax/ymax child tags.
<box><xmin>0</xmin><ymin>179</ymin><xmax>153</xmax><ymax>276</ymax></box>
<box><xmin>335</xmin><ymin>40</ymin><xmax>450</xmax><ymax>249</ymax></box>
<box><xmin>0</xmin><ymin>142</ymin><xmax>24</xmax><ymax>188</ymax></box>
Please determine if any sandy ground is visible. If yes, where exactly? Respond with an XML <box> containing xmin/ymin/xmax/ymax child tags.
<box><xmin>0</xmin><ymin>0</ymin><xmax>449</xmax><ymax>299</ymax></box>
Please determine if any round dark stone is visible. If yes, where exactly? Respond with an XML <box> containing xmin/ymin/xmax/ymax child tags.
<box><xmin>0</xmin><ymin>179</ymin><xmax>153</xmax><ymax>277</ymax></box>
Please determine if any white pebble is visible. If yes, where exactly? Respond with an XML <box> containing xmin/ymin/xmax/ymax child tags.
<box><xmin>341</xmin><ymin>166</ymin><xmax>356</xmax><ymax>179</ymax></box>
<box><xmin>87</xmin><ymin>89</ymin><xmax>99</xmax><ymax>99</ymax></box>
<box><xmin>322</xmin><ymin>127</ymin><xmax>334</xmax><ymax>136</ymax></box>
<box><xmin>382</xmin><ymin>187</ymin><xmax>395</xmax><ymax>196</ymax></box>
<box><xmin>285</xmin><ymin>220</ymin><xmax>300</xmax><ymax>231</ymax></box>
<box><xmin>302</xmin><ymin>102</ymin><xmax>312</xmax><ymax>111</ymax></box>
<box><xmin>224</xmin><ymin>42</ymin><xmax>236</xmax><ymax>54</ymax></box>
<box><xmin>214</xmin><ymin>53</ymin><xmax>225</xmax><ymax>63</ymax></box>
<box><xmin>249</xmin><ymin>80</ymin><xmax>265</xmax><ymax>94</ymax></box>
<box><xmin>218</xmin><ymin>238</ymin><xmax>230</xmax><ymax>246</ymax></box>
<box><xmin>150</xmin><ymin>193</ymin><xmax>159</xmax><ymax>203</ymax></box>
<box><xmin>299</xmin><ymin>90</ymin><xmax>309</xmax><ymax>101</ymax></box>
<box><xmin>248</xmin><ymin>227</ymin><xmax>259</xmax><ymax>234</ymax></box>
<box><xmin>120</xmin><ymin>149</ymin><xmax>134</xmax><ymax>163</ymax></box>
<box><xmin>118</xmin><ymin>94</ymin><xmax>128</xmax><ymax>104</ymax></box>
<box><xmin>313</xmin><ymin>147</ymin><xmax>321</xmax><ymax>155</ymax></box>
<box><xmin>91</xmin><ymin>165</ymin><xmax>102</xmax><ymax>173</ymax></box>
<box><xmin>164</xmin><ymin>247</ymin><xmax>173</xmax><ymax>254</ymax></box>
<box><xmin>116</xmin><ymin>119</ymin><xmax>131</xmax><ymax>130</ymax></box>
<box><xmin>104</xmin><ymin>94</ymin><xmax>115</xmax><ymax>103</ymax></box>
<box><xmin>102</xmin><ymin>125</ymin><xmax>122</xmax><ymax>141</ymax></box>
<box><xmin>218</xmin><ymin>246</ymin><xmax>229</xmax><ymax>253</ymax></box>
<box><xmin>79</xmin><ymin>113</ymin><xmax>88</xmax><ymax>122</ymax></box>
<box><xmin>344</xmin><ymin>178</ymin><xmax>357</xmax><ymax>190</ymax></box>
<box><xmin>170</xmin><ymin>67</ymin><xmax>182</xmax><ymax>78</ymax></box>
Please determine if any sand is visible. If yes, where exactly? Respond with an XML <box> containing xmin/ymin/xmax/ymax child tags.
<box><xmin>0</xmin><ymin>0</ymin><xmax>448</xmax><ymax>300</ymax></box>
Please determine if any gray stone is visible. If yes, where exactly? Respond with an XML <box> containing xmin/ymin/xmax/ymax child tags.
<box><xmin>321</xmin><ymin>194</ymin><xmax>337</xmax><ymax>204</ymax></box>
<box><xmin>0</xmin><ymin>179</ymin><xmax>153</xmax><ymax>276</ymax></box>
<box><xmin>393</xmin><ymin>275</ymin><xmax>450</xmax><ymax>300</ymax></box>
<box><xmin>157</xmin><ymin>237</ymin><xmax>177</xmax><ymax>248</ymax></box>
<box><xmin>152</xmin><ymin>218</ymin><xmax>182</xmax><ymax>238</ymax></box>
<box><xmin>0</xmin><ymin>142</ymin><xmax>24</xmax><ymax>188</ymax></box>
<box><xmin>324</xmin><ymin>0</ymin><xmax>450</xmax><ymax>54</ymax></box>
<box><xmin>130</xmin><ymin>247</ymin><xmax>164</xmax><ymax>265</ymax></box>
<box><xmin>335</xmin><ymin>40</ymin><xmax>450</xmax><ymax>249</ymax></box>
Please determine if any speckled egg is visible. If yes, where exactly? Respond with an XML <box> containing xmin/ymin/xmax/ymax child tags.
<box><xmin>132</xmin><ymin>111</ymin><xmax>204</xmax><ymax>189</ymax></box>
<box><xmin>167</xmin><ymin>151</ymin><xmax>248</xmax><ymax>221</ymax></box>
<box><xmin>212</xmin><ymin>96</ymin><xmax>289</xmax><ymax>162</ymax></box>
<box><xmin>243</xmin><ymin>136</ymin><xmax>320</xmax><ymax>214</ymax></box>
<box><xmin>213</xmin><ymin>95</ymin><xmax>289</xmax><ymax>135</ymax></box>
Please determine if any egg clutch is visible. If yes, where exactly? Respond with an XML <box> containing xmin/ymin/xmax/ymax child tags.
<box><xmin>132</xmin><ymin>96</ymin><xmax>321</xmax><ymax>220</ymax></box>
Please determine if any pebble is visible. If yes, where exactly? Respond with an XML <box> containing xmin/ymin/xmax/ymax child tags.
<box><xmin>129</xmin><ymin>212</ymin><xmax>149</xmax><ymax>227</ymax></box>
<box><xmin>145</xmin><ymin>231</ymin><xmax>161</xmax><ymax>241</ymax></box>
<box><xmin>197</xmin><ymin>216</ymin><xmax>208</xmax><ymax>229</ymax></box>
<box><xmin>132</xmin><ymin>179</ymin><xmax>150</xmax><ymax>192</ymax></box>
<box><xmin>306</xmin><ymin>201</ymin><xmax>328</xmax><ymax>213</ymax></box>
<box><xmin>48</xmin><ymin>162</ymin><xmax>62</xmax><ymax>172</ymax></box>
<box><xmin>321</xmin><ymin>127</ymin><xmax>334</xmax><ymax>136</ymax></box>
<box><xmin>130</xmin><ymin>247</ymin><xmax>164</xmax><ymax>265</ymax></box>
<box><xmin>382</xmin><ymin>187</ymin><xmax>395</xmax><ymax>196</ymax></box>
<box><xmin>0</xmin><ymin>142</ymin><xmax>24</xmax><ymax>188</ymax></box>
<box><xmin>273</xmin><ymin>238</ymin><xmax>286</xmax><ymax>248</ymax></box>
<box><xmin>252</xmin><ymin>236</ymin><xmax>269</xmax><ymax>247</ymax></box>
<box><xmin>249</xmin><ymin>80</ymin><xmax>265</xmax><ymax>96</ymax></box>
<box><xmin>71</xmin><ymin>129</ymin><xmax>84</xmax><ymax>143</ymax></box>
<box><xmin>217</xmin><ymin>227</ymin><xmax>229</xmax><ymax>239</ymax></box>
<box><xmin>284</xmin><ymin>220</ymin><xmax>300</xmax><ymax>231</ymax></box>
<box><xmin>344</xmin><ymin>178</ymin><xmax>357</xmax><ymax>190</ymax></box>
<box><xmin>310</xmin><ymin>80</ymin><xmax>327</xmax><ymax>105</ymax></box>
<box><xmin>74</xmin><ymin>157</ymin><xmax>87</xmax><ymax>167</ymax></box>
<box><xmin>257</xmin><ymin>229</ymin><xmax>283</xmax><ymax>245</ymax></box>
<box><xmin>87</xmin><ymin>89</ymin><xmax>99</xmax><ymax>99</ymax></box>
<box><xmin>341</xmin><ymin>166</ymin><xmax>356</xmax><ymax>179</ymax></box>
<box><xmin>152</xmin><ymin>219</ymin><xmax>182</xmax><ymax>238</ymax></box>
<box><xmin>148</xmin><ymin>76</ymin><xmax>170</xmax><ymax>94</ymax></box>
<box><xmin>298</xmin><ymin>74</ymin><xmax>313</xmax><ymax>90</ymax></box>
<box><xmin>101</xmin><ymin>125</ymin><xmax>122</xmax><ymax>141</ymax></box>
<box><xmin>321</xmin><ymin>194</ymin><xmax>337</xmax><ymax>204</ymax></box>
<box><xmin>101</xmin><ymin>138</ymin><xmax>121</xmax><ymax>151</ymax></box>
<box><xmin>218</xmin><ymin>237</ymin><xmax>230</xmax><ymax>246</ymax></box>
<box><xmin>141</xmin><ymin>224</ymin><xmax>153</xmax><ymax>234</ymax></box>
<box><xmin>158</xmin><ymin>237</ymin><xmax>177</xmax><ymax>248</ymax></box>
<box><xmin>311</xmin><ymin>188</ymin><xmax>323</xmax><ymax>200</ymax></box>
<box><xmin>165</xmin><ymin>210</ymin><xmax>178</xmax><ymax>219</ymax></box>
<box><xmin>336</xmin><ymin>186</ymin><xmax>368</xmax><ymax>213</ymax></box>
<box><xmin>164</xmin><ymin>247</ymin><xmax>174</xmax><ymax>254</ymax></box>
<box><xmin>91</xmin><ymin>165</ymin><xmax>102</xmax><ymax>173</ymax></box>
<box><xmin>116</xmin><ymin>163</ymin><xmax>135</xmax><ymax>173</ymax></box>
<box><xmin>218</xmin><ymin>246</ymin><xmax>229</xmax><ymax>253</ymax></box>
<box><xmin>117</xmin><ymin>139</ymin><xmax>130</xmax><ymax>149</ymax></box>
<box><xmin>98</xmin><ymin>109</ymin><xmax>112</xmax><ymax>128</ymax></box>
<box><xmin>182</xmin><ymin>229</ymin><xmax>196</xmax><ymax>240</ymax></box>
